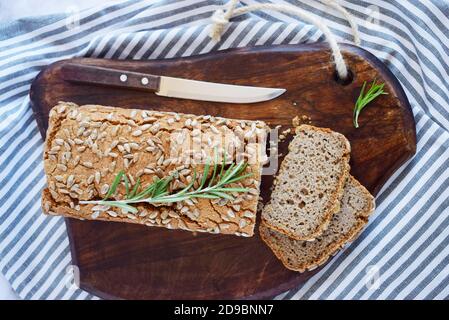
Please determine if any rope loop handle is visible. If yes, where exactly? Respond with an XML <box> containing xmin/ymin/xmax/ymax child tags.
<box><xmin>209</xmin><ymin>0</ymin><xmax>360</xmax><ymax>80</ymax></box>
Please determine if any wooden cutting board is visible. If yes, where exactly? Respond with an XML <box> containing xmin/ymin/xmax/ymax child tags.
<box><xmin>30</xmin><ymin>43</ymin><xmax>416</xmax><ymax>300</ymax></box>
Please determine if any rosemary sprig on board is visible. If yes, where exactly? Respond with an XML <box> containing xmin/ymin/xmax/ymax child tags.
<box><xmin>353</xmin><ymin>80</ymin><xmax>388</xmax><ymax>128</ymax></box>
<box><xmin>79</xmin><ymin>153</ymin><xmax>252</xmax><ymax>214</ymax></box>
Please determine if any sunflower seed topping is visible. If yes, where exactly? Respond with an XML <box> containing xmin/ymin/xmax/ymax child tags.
<box><xmin>81</xmin><ymin>161</ymin><xmax>93</xmax><ymax>168</ymax></box>
<box><xmin>149</xmin><ymin>212</ymin><xmax>158</xmax><ymax>219</ymax></box>
<box><xmin>56</xmin><ymin>164</ymin><xmax>67</xmax><ymax>172</ymax></box>
<box><xmin>132</xmin><ymin>129</ymin><xmax>142</xmax><ymax>137</ymax></box>
<box><xmin>91</xmin><ymin>211</ymin><xmax>100</xmax><ymax>219</ymax></box>
<box><xmin>150</xmin><ymin>123</ymin><xmax>160</xmax><ymax>134</ymax></box>
<box><xmin>243</xmin><ymin>211</ymin><xmax>255</xmax><ymax>219</ymax></box>
<box><xmin>111</xmin><ymin>126</ymin><xmax>119</xmax><ymax>136</ymax></box>
<box><xmin>129</xmin><ymin>142</ymin><xmax>139</xmax><ymax>150</ymax></box>
<box><xmin>87</xmin><ymin>175</ymin><xmax>95</xmax><ymax>184</ymax></box>
<box><xmin>66</xmin><ymin>175</ymin><xmax>75</xmax><ymax>188</ymax></box>
<box><xmin>124</xmin><ymin>143</ymin><xmax>131</xmax><ymax>153</ymax></box>
<box><xmin>210</xmin><ymin>125</ymin><xmax>219</xmax><ymax>134</ymax></box>
<box><xmin>140</xmin><ymin>124</ymin><xmax>152</xmax><ymax>131</ymax></box>
<box><xmin>107</xmin><ymin>210</ymin><xmax>118</xmax><ymax>217</ymax></box>
<box><xmin>239</xmin><ymin>218</ymin><xmax>248</xmax><ymax>229</ymax></box>
<box><xmin>94</xmin><ymin>171</ymin><xmax>101</xmax><ymax>184</ymax></box>
<box><xmin>92</xmin><ymin>204</ymin><xmax>110</xmax><ymax>212</ymax></box>
<box><xmin>219</xmin><ymin>223</ymin><xmax>230</xmax><ymax>230</ymax></box>
<box><xmin>100</xmin><ymin>184</ymin><xmax>109</xmax><ymax>195</ymax></box>
<box><xmin>57</xmin><ymin>104</ymin><xmax>67</xmax><ymax>113</ymax></box>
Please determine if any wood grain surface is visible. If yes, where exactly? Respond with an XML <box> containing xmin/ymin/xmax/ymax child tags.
<box><xmin>30</xmin><ymin>43</ymin><xmax>416</xmax><ymax>300</ymax></box>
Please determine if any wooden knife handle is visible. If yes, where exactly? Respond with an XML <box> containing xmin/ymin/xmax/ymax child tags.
<box><xmin>60</xmin><ymin>63</ymin><xmax>161</xmax><ymax>92</ymax></box>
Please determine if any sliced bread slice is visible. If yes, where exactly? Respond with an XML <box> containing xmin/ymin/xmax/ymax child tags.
<box><xmin>262</xmin><ymin>125</ymin><xmax>351</xmax><ymax>240</ymax></box>
<box><xmin>260</xmin><ymin>176</ymin><xmax>375</xmax><ymax>272</ymax></box>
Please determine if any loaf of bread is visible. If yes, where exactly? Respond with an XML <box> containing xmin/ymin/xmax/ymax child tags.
<box><xmin>41</xmin><ymin>102</ymin><xmax>267</xmax><ymax>237</ymax></box>
<box><xmin>260</xmin><ymin>176</ymin><xmax>374</xmax><ymax>272</ymax></box>
<box><xmin>262</xmin><ymin>125</ymin><xmax>350</xmax><ymax>240</ymax></box>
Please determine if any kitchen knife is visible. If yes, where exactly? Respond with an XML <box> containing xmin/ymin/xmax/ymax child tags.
<box><xmin>60</xmin><ymin>63</ymin><xmax>286</xmax><ymax>104</ymax></box>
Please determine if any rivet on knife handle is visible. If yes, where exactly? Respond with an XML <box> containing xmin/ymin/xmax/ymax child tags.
<box><xmin>60</xmin><ymin>63</ymin><xmax>161</xmax><ymax>92</ymax></box>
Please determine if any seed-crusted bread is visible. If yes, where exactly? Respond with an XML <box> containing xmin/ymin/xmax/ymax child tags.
<box><xmin>262</xmin><ymin>125</ymin><xmax>351</xmax><ymax>240</ymax></box>
<box><xmin>260</xmin><ymin>176</ymin><xmax>375</xmax><ymax>272</ymax></box>
<box><xmin>41</xmin><ymin>102</ymin><xmax>267</xmax><ymax>237</ymax></box>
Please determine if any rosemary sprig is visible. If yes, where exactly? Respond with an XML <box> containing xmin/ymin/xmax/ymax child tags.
<box><xmin>79</xmin><ymin>154</ymin><xmax>252</xmax><ymax>214</ymax></box>
<box><xmin>353</xmin><ymin>79</ymin><xmax>388</xmax><ymax>128</ymax></box>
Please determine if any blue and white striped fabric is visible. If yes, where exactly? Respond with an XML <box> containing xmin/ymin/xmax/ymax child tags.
<box><xmin>1</xmin><ymin>0</ymin><xmax>448</xmax><ymax>300</ymax></box>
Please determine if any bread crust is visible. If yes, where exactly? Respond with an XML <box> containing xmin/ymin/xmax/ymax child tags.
<box><xmin>262</xmin><ymin>124</ymin><xmax>351</xmax><ymax>240</ymax></box>
<box><xmin>42</xmin><ymin>102</ymin><xmax>267</xmax><ymax>237</ymax></box>
<box><xmin>260</xmin><ymin>176</ymin><xmax>375</xmax><ymax>272</ymax></box>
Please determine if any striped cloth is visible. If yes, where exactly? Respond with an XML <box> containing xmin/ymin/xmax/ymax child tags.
<box><xmin>0</xmin><ymin>0</ymin><xmax>448</xmax><ymax>300</ymax></box>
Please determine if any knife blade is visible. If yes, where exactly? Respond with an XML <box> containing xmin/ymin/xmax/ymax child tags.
<box><xmin>60</xmin><ymin>63</ymin><xmax>285</xmax><ymax>103</ymax></box>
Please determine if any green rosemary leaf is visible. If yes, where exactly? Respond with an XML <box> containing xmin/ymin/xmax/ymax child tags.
<box><xmin>208</xmin><ymin>148</ymin><xmax>219</xmax><ymax>187</ymax></box>
<box><xmin>219</xmin><ymin>151</ymin><xmax>226</xmax><ymax>178</ymax></box>
<box><xmin>153</xmin><ymin>185</ymin><xmax>162</xmax><ymax>198</ymax></box>
<box><xmin>134</xmin><ymin>182</ymin><xmax>157</xmax><ymax>200</ymax></box>
<box><xmin>234</xmin><ymin>161</ymin><xmax>248</xmax><ymax>177</ymax></box>
<box><xmin>220</xmin><ymin>162</ymin><xmax>236</xmax><ymax>183</ymax></box>
<box><xmin>128</xmin><ymin>177</ymin><xmax>141</xmax><ymax>199</ymax></box>
<box><xmin>177</xmin><ymin>169</ymin><xmax>197</xmax><ymax>195</ymax></box>
<box><xmin>155</xmin><ymin>191</ymin><xmax>169</xmax><ymax>198</ymax></box>
<box><xmin>355</xmin><ymin>81</ymin><xmax>367</xmax><ymax>110</ymax></box>
<box><xmin>189</xmin><ymin>193</ymin><xmax>221</xmax><ymax>199</ymax></box>
<box><xmin>199</xmin><ymin>161</ymin><xmax>210</xmax><ymax>191</ymax></box>
<box><xmin>103</xmin><ymin>170</ymin><xmax>125</xmax><ymax>200</ymax></box>
<box><xmin>150</xmin><ymin>177</ymin><xmax>161</xmax><ymax>198</ymax></box>
<box><xmin>353</xmin><ymin>79</ymin><xmax>388</xmax><ymax>128</ymax></box>
<box><xmin>212</xmin><ymin>187</ymin><xmax>249</xmax><ymax>193</ymax></box>
<box><xmin>208</xmin><ymin>191</ymin><xmax>234</xmax><ymax>200</ymax></box>
<box><xmin>222</xmin><ymin>173</ymin><xmax>253</xmax><ymax>185</ymax></box>
<box><xmin>154</xmin><ymin>175</ymin><xmax>173</xmax><ymax>196</ymax></box>
<box><xmin>107</xmin><ymin>201</ymin><xmax>138</xmax><ymax>214</ymax></box>
<box><xmin>123</xmin><ymin>173</ymin><xmax>130</xmax><ymax>199</ymax></box>
<box><xmin>89</xmin><ymin>159</ymin><xmax>251</xmax><ymax>211</ymax></box>
<box><xmin>148</xmin><ymin>195</ymin><xmax>190</xmax><ymax>203</ymax></box>
<box><xmin>221</xmin><ymin>161</ymin><xmax>245</xmax><ymax>184</ymax></box>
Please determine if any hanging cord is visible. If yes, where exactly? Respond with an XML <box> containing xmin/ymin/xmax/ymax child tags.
<box><xmin>210</xmin><ymin>0</ymin><xmax>360</xmax><ymax>80</ymax></box>
<box><xmin>210</xmin><ymin>0</ymin><xmax>240</xmax><ymax>40</ymax></box>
